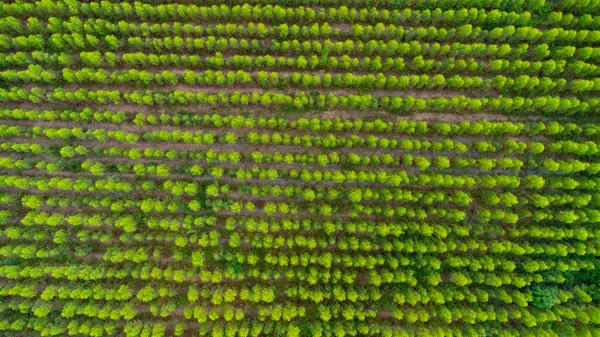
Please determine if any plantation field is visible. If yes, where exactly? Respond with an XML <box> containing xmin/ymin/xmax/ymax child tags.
<box><xmin>2</xmin><ymin>0</ymin><xmax>600</xmax><ymax>336</ymax></box>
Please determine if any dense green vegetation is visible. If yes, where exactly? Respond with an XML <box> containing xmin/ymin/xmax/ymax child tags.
<box><xmin>1</xmin><ymin>0</ymin><xmax>600</xmax><ymax>336</ymax></box>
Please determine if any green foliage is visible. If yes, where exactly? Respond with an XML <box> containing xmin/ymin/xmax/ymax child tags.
<box><xmin>532</xmin><ymin>285</ymin><xmax>559</xmax><ymax>309</ymax></box>
<box><xmin>0</xmin><ymin>4</ymin><xmax>599</xmax><ymax>337</ymax></box>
